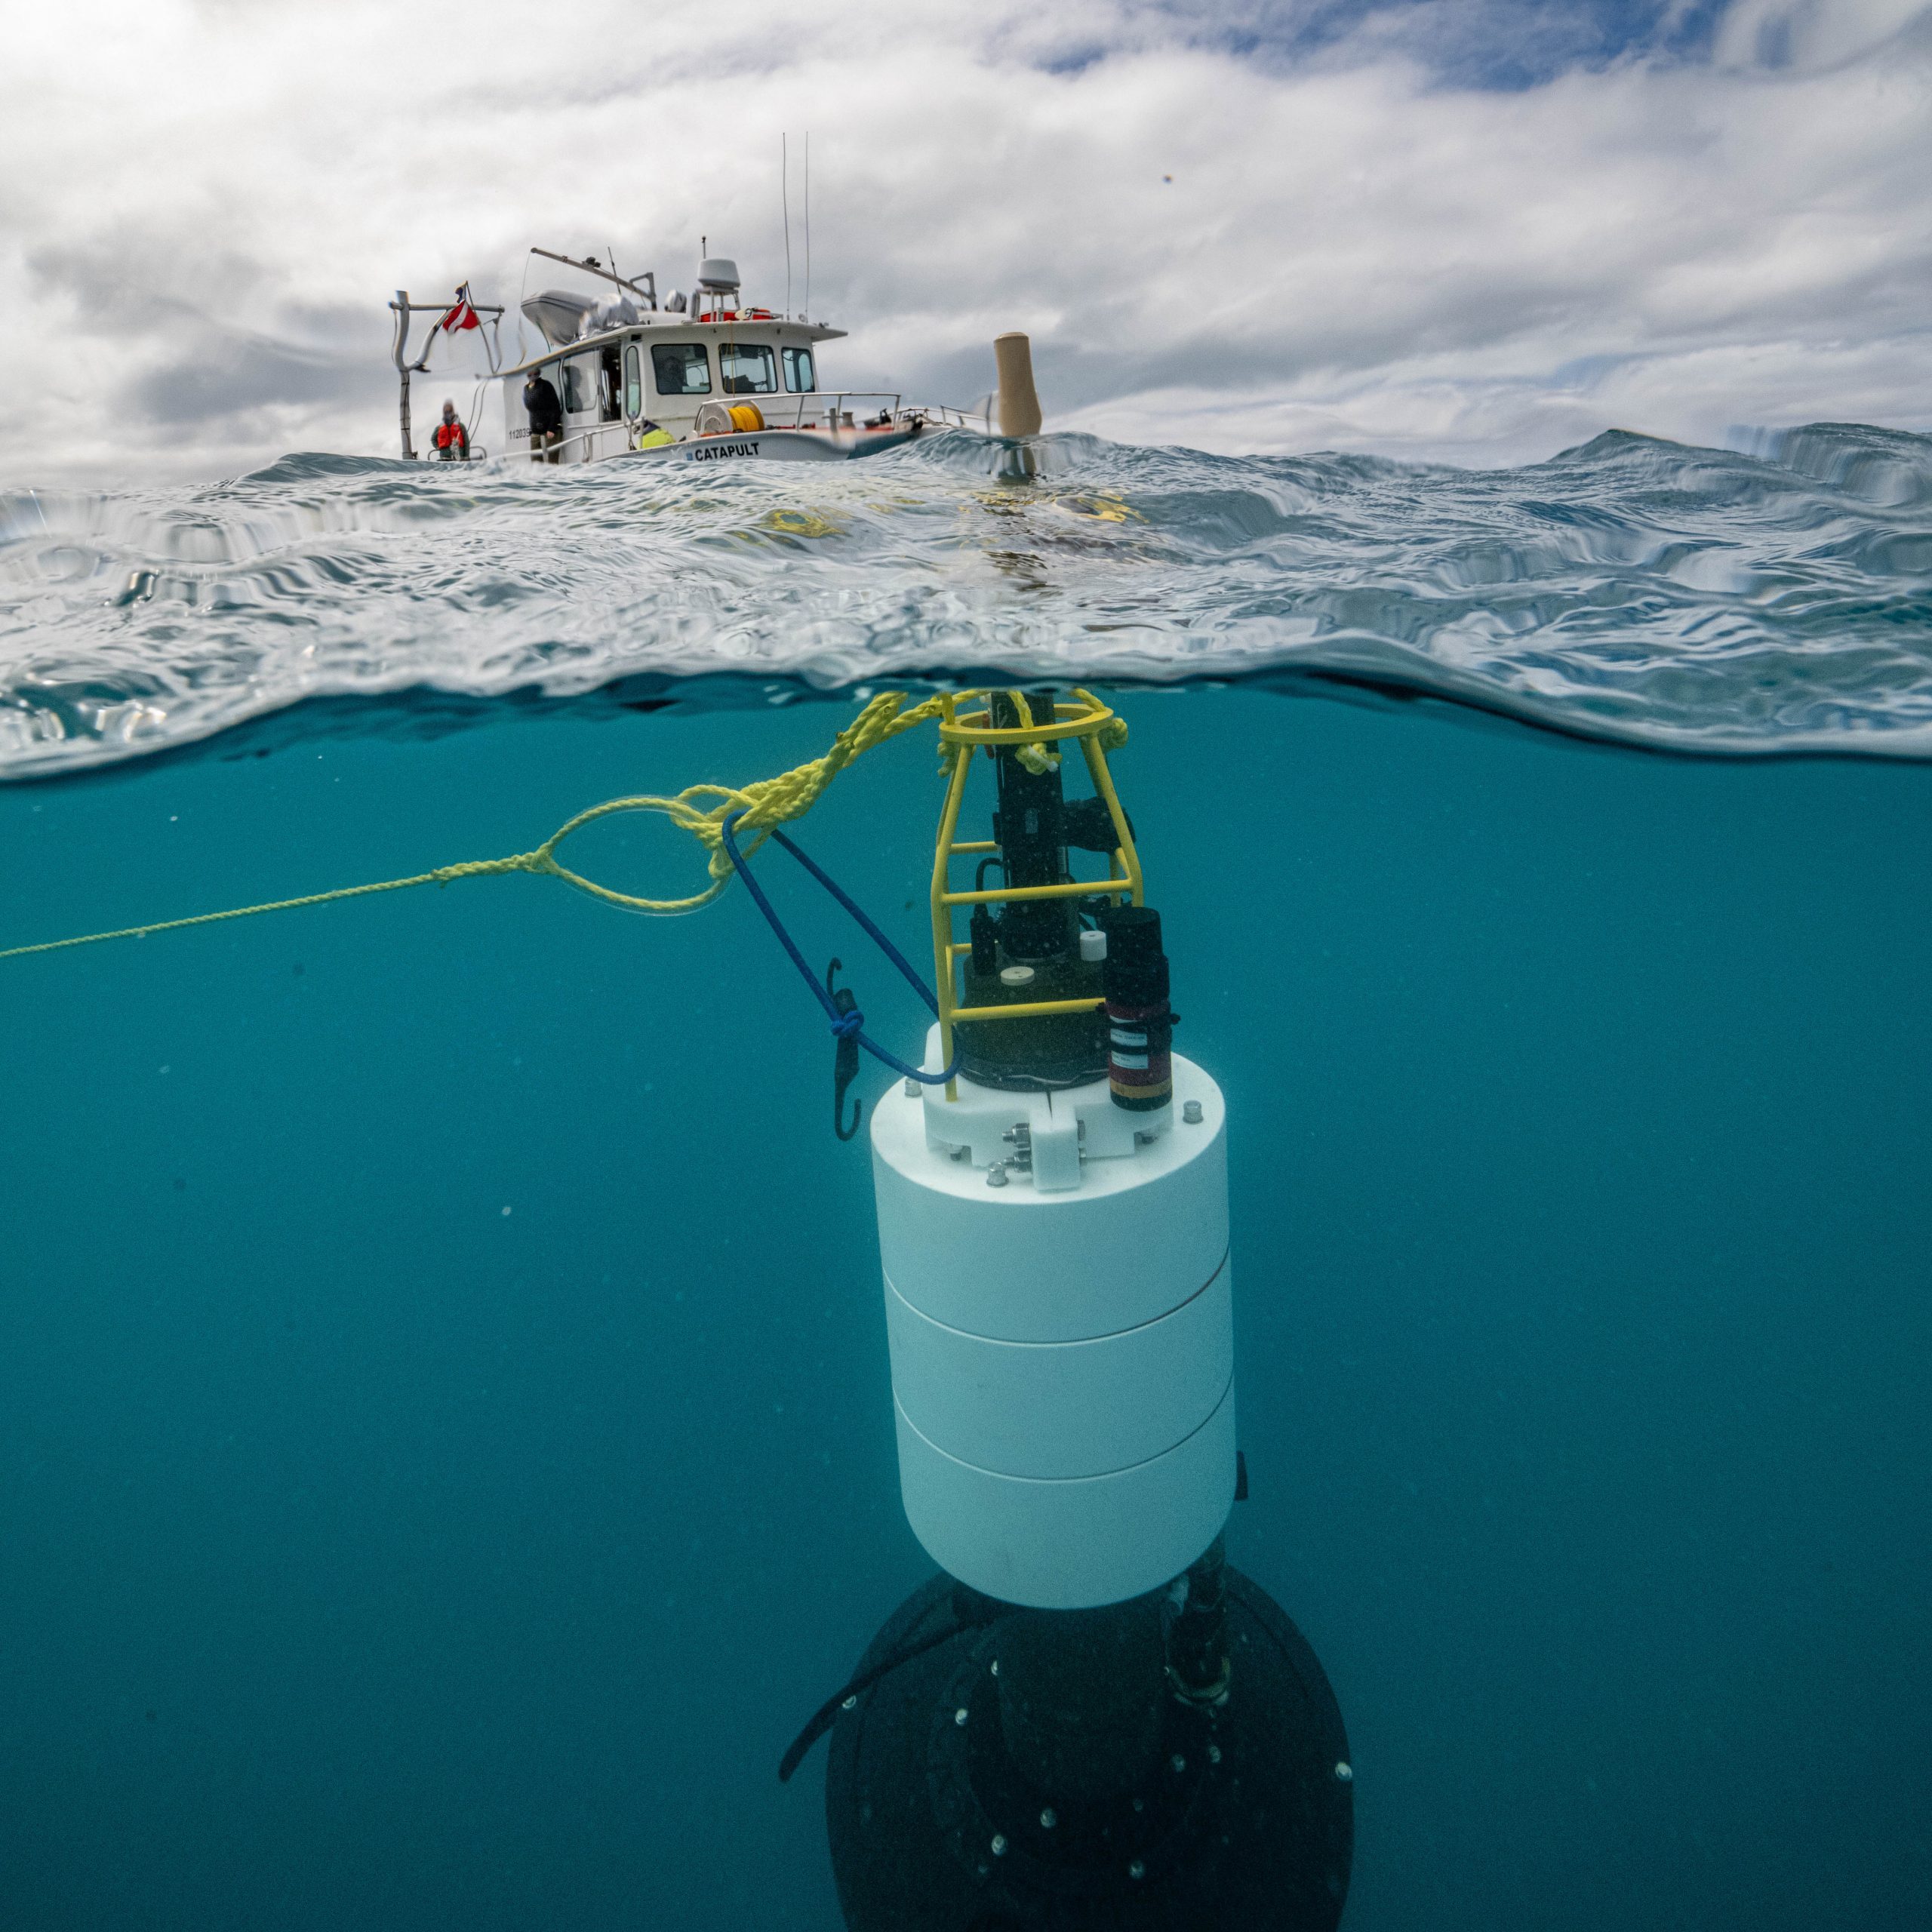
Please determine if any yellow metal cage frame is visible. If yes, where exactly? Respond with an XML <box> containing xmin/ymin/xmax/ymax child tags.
<box><xmin>929</xmin><ymin>688</ymin><xmax>1143</xmax><ymax>1100</ymax></box>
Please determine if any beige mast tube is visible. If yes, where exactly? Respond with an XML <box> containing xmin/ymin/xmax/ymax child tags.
<box><xmin>993</xmin><ymin>332</ymin><xmax>1044</xmax><ymax>438</ymax></box>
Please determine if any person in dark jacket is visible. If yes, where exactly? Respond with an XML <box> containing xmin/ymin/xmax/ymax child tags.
<box><xmin>432</xmin><ymin>399</ymin><xmax>469</xmax><ymax>460</ymax></box>
<box><xmin>524</xmin><ymin>369</ymin><xmax>563</xmax><ymax>462</ymax></box>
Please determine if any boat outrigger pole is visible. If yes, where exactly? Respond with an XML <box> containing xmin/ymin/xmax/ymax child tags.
<box><xmin>526</xmin><ymin>248</ymin><xmax>658</xmax><ymax>310</ymax></box>
<box><xmin>387</xmin><ymin>291</ymin><xmax>506</xmax><ymax>460</ymax></box>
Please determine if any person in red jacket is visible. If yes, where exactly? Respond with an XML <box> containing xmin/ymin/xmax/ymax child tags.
<box><xmin>432</xmin><ymin>399</ymin><xmax>469</xmax><ymax>461</ymax></box>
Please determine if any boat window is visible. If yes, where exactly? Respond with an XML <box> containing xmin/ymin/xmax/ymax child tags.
<box><xmin>561</xmin><ymin>361</ymin><xmax>589</xmax><ymax>414</ymax></box>
<box><xmin>651</xmin><ymin>342</ymin><xmax>712</xmax><ymax>396</ymax></box>
<box><xmin>719</xmin><ymin>343</ymin><xmax>777</xmax><ymax>395</ymax></box>
<box><xmin>783</xmin><ymin>346</ymin><xmax>816</xmax><ymax>393</ymax></box>
<box><xmin>598</xmin><ymin>343</ymin><xmax>622</xmax><ymax>422</ymax></box>
<box><xmin>623</xmin><ymin>344</ymin><xmax>643</xmax><ymax>419</ymax></box>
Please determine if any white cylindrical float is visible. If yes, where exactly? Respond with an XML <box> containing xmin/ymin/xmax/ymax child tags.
<box><xmin>869</xmin><ymin>1041</ymin><xmax>1234</xmax><ymax>1609</ymax></box>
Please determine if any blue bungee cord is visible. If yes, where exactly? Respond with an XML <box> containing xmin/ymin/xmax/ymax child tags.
<box><xmin>720</xmin><ymin>810</ymin><xmax>961</xmax><ymax>1103</ymax></box>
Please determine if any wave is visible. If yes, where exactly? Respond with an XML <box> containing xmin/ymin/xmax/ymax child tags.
<box><xmin>2</xmin><ymin>421</ymin><xmax>1928</xmax><ymax>777</ymax></box>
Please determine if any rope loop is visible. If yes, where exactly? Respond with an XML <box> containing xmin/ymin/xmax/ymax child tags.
<box><xmin>0</xmin><ymin>688</ymin><xmax>1100</xmax><ymax>964</ymax></box>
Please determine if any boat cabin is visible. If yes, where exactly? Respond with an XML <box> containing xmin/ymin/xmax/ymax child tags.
<box><xmin>505</xmin><ymin>254</ymin><xmax>852</xmax><ymax>462</ymax></box>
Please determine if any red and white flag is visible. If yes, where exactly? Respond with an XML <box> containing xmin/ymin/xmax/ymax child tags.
<box><xmin>439</xmin><ymin>283</ymin><xmax>480</xmax><ymax>332</ymax></box>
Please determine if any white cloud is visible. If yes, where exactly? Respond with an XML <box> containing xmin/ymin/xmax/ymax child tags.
<box><xmin>1</xmin><ymin>0</ymin><xmax>1927</xmax><ymax>481</ymax></box>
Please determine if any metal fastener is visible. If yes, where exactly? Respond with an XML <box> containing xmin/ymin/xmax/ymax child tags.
<box><xmin>904</xmin><ymin>1078</ymin><xmax>920</xmax><ymax>1098</ymax></box>
<box><xmin>1208</xmin><ymin>1743</ymin><xmax>1222</xmax><ymax>1764</ymax></box>
<box><xmin>955</xmin><ymin>1707</ymin><xmax>969</xmax><ymax>1726</ymax></box>
<box><xmin>841</xmin><ymin>1695</ymin><xmax>858</xmax><ymax>1711</ymax></box>
<box><xmin>987</xmin><ymin>1166</ymin><xmax>1009</xmax><ymax>1188</ymax></box>
<box><xmin>1335</xmin><ymin>1761</ymin><xmax>1353</xmax><ymax>1782</ymax></box>
<box><xmin>1128</xmin><ymin>1859</ymin><xmax>1146</xmax><ymax>1881</ymax></box>
<box><xmin>1171</xmin><ymin>1753</ymin><xmax>1186</xmax><ymax>1774</ymax></box>
<box><xmin>1039</xmin><ymin>1808</ymin><xmax>1057</xmax><ymax>1829</ymax></box>
<box><xmin>1183</xmin><ymin>1100</ymin><xmax>1204</xmax><ymax>1124</ymax></box>
<box><xmin>991</xmin><ymin>1834</ymin><xmax>1008</xmax><ymax>1857</ymax></box>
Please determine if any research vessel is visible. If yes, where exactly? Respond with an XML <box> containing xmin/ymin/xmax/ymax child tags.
<box><xmin>388</xmin><ymin>245</ymin><xmax>1032</xmax><ymax>466</ymax></box>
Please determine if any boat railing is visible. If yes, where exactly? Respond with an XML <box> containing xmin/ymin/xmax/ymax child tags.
<box><xmin>758</xmin><ymin>391</ymin><xmax>903</xmax><ymax>429</ymax></box>
<box><xmin>507</xmin><ymin>422</ymin><xmax>629</xmax><ymax>463</ymax></box>
<box><xmin>909</xmin><ymin>400</ymin><xmax>996</xmax><ymax>432</ymax></box>
<box><xmin>776</xmin><ymin>393</ymin><xmax>991</xmax><ymax>432</ymax></box>
<box><xmin>502</xmin><ymin>390</ymin><xmax>993</xmax><ymax>462</ymax></box>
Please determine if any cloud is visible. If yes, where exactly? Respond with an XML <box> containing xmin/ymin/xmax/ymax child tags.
<box><xmin>0</xmin><ymin>0</ymin><xmax>1927</xmax><ymax>482</ymax></box>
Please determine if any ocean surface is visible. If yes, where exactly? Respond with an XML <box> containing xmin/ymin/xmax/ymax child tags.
<box><xmin>1</xmin><ymin>423</ymin><xmax>1928</xmax><ymax>1930</ymax></box>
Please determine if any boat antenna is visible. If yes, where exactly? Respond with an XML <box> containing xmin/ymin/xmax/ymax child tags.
<box><xmin>804</xmin><ymin>132</ymin><xmax>811</xmax><ymax>320</ymax></box>
<box><xmin>783</xmin><ymin>134</ymin><xmax>793</xmax><ymax>319</ymax></box>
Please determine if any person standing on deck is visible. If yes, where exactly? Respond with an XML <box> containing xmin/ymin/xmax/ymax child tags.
<box><xmin>524</xmin><ymin>368</ymin><xmax>563</xmax><ymax>462</ymax></box>
<box><xmin>432</xmin><ymin>400</ymin><xmax>469</xmax><ymax>461</ymax></box>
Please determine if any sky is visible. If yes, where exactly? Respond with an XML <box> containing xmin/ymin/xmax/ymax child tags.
<box><xmin>2</xmin><ymin>0</ymin><xmax>1928</xmax><ymax>481</ymax></box>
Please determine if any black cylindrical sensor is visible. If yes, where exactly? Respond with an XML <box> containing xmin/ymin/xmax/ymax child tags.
<box><xmin>1100</xmin><ymin>904</ymin><xmax>1174</xmax><ymax>1111</ymax></box>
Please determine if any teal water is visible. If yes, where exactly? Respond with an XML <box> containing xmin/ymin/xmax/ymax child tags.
<box><xmin>2</xmin><ymin>426</ymin><xmax>1930</xmax><ymax>1928</ymax></box>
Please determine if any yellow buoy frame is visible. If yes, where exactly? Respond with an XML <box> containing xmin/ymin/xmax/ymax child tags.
<box><xmin>0</xmin><ymin>690</ymin><xmax>1135</xmax><ymax>984</ymax></box>
<box><xmin>928</xmin><ymin>689</ymin><xmax>1142</xmax><ymax>1100</ymax></box>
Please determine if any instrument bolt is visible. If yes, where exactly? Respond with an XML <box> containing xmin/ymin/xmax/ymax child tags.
<box><xmin>1039</xmin><ymin>1808</ymin><xmax>1057</xmax><ymax>1829</ymax></box>
<box><xmin>1208</xmin><ymin>1743</ymin><xmax>1223</xmax><ymax>1764</ymax></box>
<box><xmin>904</xmin><ymin>1078</ymin><xmax>919</xmax><ymax>1098</ymax></box>
<box><xmin>1183</xmin><ymin>1100</ymin><xmax>1204</xmax><ymax>1124</ymax></box>
<box><xmin>841</xmin><ymin>1696</ymin><xmax>858</xmax><ymax>1711</ymax></box>
<box><xmin>991</xmin><ymin>1834</ymin><xmax>1008</xmax><ymax>1857</ymax></box>
<box><xmin>955</xmin><ymin>1707</ymin><xmax>969</xmax><ymax>1727</ymax></box>
<box><xmin>1128</xmin><ymin>1859</ymin><xmax>1146</xmax><ymax>1881</ymax></box>
<box><xmin>987</xmin><ymin>1166</ymin><xmax>1009</xmax><ymax>1188</ymax></box>
<box><xmin>1335</xmin><ymin>1761</ymin><xmax>1353</xmax><ymax>1782</ymax></box>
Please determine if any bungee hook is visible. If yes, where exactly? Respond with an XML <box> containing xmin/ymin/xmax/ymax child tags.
<box><xmin>826</xmin><ymin>958</ymin><xmax>863</xmax><ymax>1142</ymax></box>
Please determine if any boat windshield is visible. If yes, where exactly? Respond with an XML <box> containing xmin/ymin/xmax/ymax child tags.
<box><xmin>783</xmin><ymin>346</ymin><xmax>816</xmax><ymax>393</ymax></box>
<box><xmin>719</xmin><ymin>343</ymin><xmax>777</xmax><ymax>395</ymax></box>
<box><xmin>651</xmin><ymin>342</ymin><xmax>712</xmax><ymax>396</ymax></box>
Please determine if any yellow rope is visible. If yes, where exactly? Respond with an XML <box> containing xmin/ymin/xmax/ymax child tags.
<box><xmin>0</xmin><ymin>690</ymin><xmax>1032</xmax><ymax>961</ymax></box>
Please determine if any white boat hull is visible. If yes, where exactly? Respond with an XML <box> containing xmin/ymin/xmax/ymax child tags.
<box><xmin>634</xmin><ymin>422</ymin><xmax>930</xmax><ymax>464</ymax></box>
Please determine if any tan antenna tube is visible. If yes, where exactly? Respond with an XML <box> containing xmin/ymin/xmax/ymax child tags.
<box><xmin>993</xmin><ymin>333</ymin><xmax>1043</xmax><ymax>438</ymax></box>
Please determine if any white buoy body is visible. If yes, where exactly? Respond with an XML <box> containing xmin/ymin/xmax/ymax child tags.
<box><xmin>869</xmin><ymin>1036</ymin><xmax>1233</xmax><ymax>1609</ymax></box>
